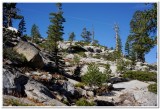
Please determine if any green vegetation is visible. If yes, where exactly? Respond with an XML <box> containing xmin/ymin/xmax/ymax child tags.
<box><xmin>31</xmin><ymin>24</ymin><xmax>41</xmax><ymax>43</ymax></box>
<box><xmin>103</xmin><ymin>51</ymin><xmax>122</xmax><ymax>61</ymax></box>
<box><xmin>103</xmin><ymin>64</ymin><xmax>112</xmax><ymax>80</ymax></box>
<box><xmin>122</xmin><ymin>70</ymin><xmax>157</xmax><ymax>82</ymax></box>
<box><xmin>74</xmin><ymin>82</ymin><xmax>85</xmax><ymax>88</ymax></box>
<box><xmin>69</xmin><ymin>32</ymin><xmax>75</xmax><ymax>45</ymax></box>
<box><xmin>3</xmin><ymin>99</ymin><xmax>34</xmax><ymax>106</ymax></box>
<box><xmin>76</xmin><ymin>51</ymin><xmax>86</xmax><ymax>57</ymax></box>
<box><xmin>38</xmin><ymin>41</ymin><xmax>50</xmax><ymax>50</ymax></box>
<box><xmin>70</xmin><ymin>54</ymin><xmax>80</xmax><ymax>66</ymax></box>
<box><xmin>75</xmin><ymin>41</ymin><xmax>90</xmax><ymax>46</ymax></box>
<box><xmin>76</xmin><ymin>98</ymin><xmax>96</xmax><ymax>106</ymax></box>
<box><xmin>82</xmin><ymin>63</ymin><xmax>107</xmax><ymax>87</ymax></box>
<box><xmin>18</xmin><ymin>17</ymin><xmax>26</xmax><ymax>37</ymax></box>
<box><xmin>23</xmin><ymin>34</ymin><xmax>32</xmax><ymax>41</ymax></box>
<box><xmin>125</xmin><ymin>4</ymin><xmax>157</xmax><ymax>62</ymax></box>
<box><xmin>81</xmin><ymin>27</ymin><xmax>92</xmax><ymax>43</ymax></box>
<box><xmin>92</xmin><ymin>54</ymin><xmax>101</xmax><ymax>59</ymax></box>
<box><xmin>3</xmin><ymin>48</ymin><xmax>27</xmax><ymax>63</ymax></box>
<box><xmin>47</xmin><ymin>3</ymin><xmax>65</xmax><ymax>68</ymax></box>
<box><xmin>117</xmin><ymin>59</ymin><xmax>127</xmax><ymax>73</ymax></box>
<box><xmin>3</xmin><ymin>3</ymin><xmax>23</xmax><ymax>28</ymax></box>
<box><xmin>148</xmin><ymin>83</ymin><xmax>157</xmax><ymax>94</ymax></box>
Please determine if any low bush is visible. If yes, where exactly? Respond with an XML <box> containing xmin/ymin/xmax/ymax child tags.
<box><xmin>74</xmin><ymin>83</ymin><xmax>85</xmax><ymax>88</ymax></box>
<box><xmin>77</xmin><ymin>51</ymin><xmax>86</xmax><ymax>57</ymax></box>
<box><xmin>122</xmin><ymin>71</ymin><xmax>157</xmax><ymax>82</ymax></box>
<box><xmin>82</xmin><ymin>63</ymin><xmax>107</xmax><ymax>87</ymax></box>
<box><xmin>73</xmin><ymin>55</ymin><xmax>80</xmax><ymax>65</ymax></box>
<box><xmin>75</xmin><ymin>41</ymin><xmax>90</xmax><ymax>46</ymax></box>
<box><xmin>103</xmin><ymin>64</ymin><xmax>112</xmax><ymax>81</ymax></box>
<box><xmin>148</xmin><ymin>83</ymin><xmax>157</xmax><ymax>94</ymax></box>
<box><xmin>76</xmin><ymin>98</ymin><xmax>96</xmax><ymax>106</ymax></box>
<box><xmin>117</xmin><ymin>59</ymin><xmax>126</xmax><ymax>73</ymax></box>
<box><xmin>3</xmin><ymin>99</ymin><xmax>33</xmax><ymax>106</ymax></box>
<box><xmin>38</xmin><ymin>41</ymin><xmax>50</xmax><ymax>50</ymax></box>
<box><xmin>92</xmin><ymin>54</ymin><xmax>101</xmax><ymax>59</ymax></box>
<box><xmin>3</xmin><ymin>48</ymin><xmax>27</xmax><ymax>63</ymax></box>
<box><xmin>103</xmin><ymin>51</ymin><xmax>122</xmax><ymax>61</ymax></box>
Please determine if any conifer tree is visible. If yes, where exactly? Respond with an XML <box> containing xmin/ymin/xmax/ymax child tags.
<box><xmin>47</xmin><ymin>3</ymin><xmax>65</xmax><ymax>68</ymax></box>
<box><xmin>127</xmin><ymin>3</ymin><xmax>157</xmax><ymax>62</ymax></box>
<box><xmin>18</xmin><ymin>17</ymin><xmax>26</xmax><ymax>37</ymax></box>
<box><xmin>31</xmin><ymin>24</ymin><xmax>41</xmax><ymax>43</ymax></box>
<box><xmin>3</xmin><ymin>3</ymin><xmax>23</xmax><ymax>27</ymax></box>
<box><xmin>69</xmin><ymin>32</ymin><xmax>75</xmax><ymax>45</ymax></box>
<box><xmin>81</xmin><ymin>27</ymin><xmax>92</xmax><ymax>43</ymax></box>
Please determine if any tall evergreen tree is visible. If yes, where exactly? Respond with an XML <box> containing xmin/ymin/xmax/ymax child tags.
<box><xmin>81</xmin><ymin>27</ymin><xmax>92</xmax><ymax>43</ymax></box>
<box><xmin>69</xmin><ymin>32</ymin><xmax>75</xmax><ymax>45</ymax></box>
<box><xmin>125</xmin><ymin>36</ymin><xmax>131</xmax><ymax>57</ymax></box>
<box><xmin>47</xmin><ymin>3</ymin><xmax>65</xmax><ymax>68</ymax></box>
<box><xmin>127</xmin><ymin>3</ymin><xmax>157</xmax><ymax>62</ymax></box>
<box><xmin>31</xmin><ymin>24</ymin><xmax>41</xmax><ymax>43</ymax></box>
<box><xmin>3</xmin><ymin>3</ymin><xmax>23</xmax><ymax>27</ymax></box>
<box><xmin>18</xmin><ymin>17</ymin><xmax>26</xmax><ymax>37</ymax></box>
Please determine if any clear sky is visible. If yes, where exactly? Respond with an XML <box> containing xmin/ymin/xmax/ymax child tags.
<box><xmin>13</xmin><ymin>3</ymin><xmax>157</xmax><ymax>64</ymax></box>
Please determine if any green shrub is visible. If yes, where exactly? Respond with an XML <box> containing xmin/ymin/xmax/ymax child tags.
<box><xmin>77</xmin><ymin>51</ymin><xmax>86</xmax><ymax>57</ymax></box>
<box><xmin>122</xmin><ymin>71</ymin><xmax>157</xmax><ymax>82</ymax></box>
<box><xmin>148</xmin><ymin>83</ymin><xmax>157</xmax><ymax>94</ymax></box>
<box><xmin>3</xmin><ymin>48</ymin><xmax>27</xmax><ymax>63</ymax></box>
<box><xmin>103</xmin><ymin>51</ymin><xmax>122</xmax><ymax>61</ymax></box>
<box><xmin>148</xmin><ymin>64</ymin><xmax>157</xmax><ymax>71</ymax></box>
<box><xmin>92</xmin><ymin>54</ymin><xmax>101</xmax><ymax>59</ymax></box>
<box><xmin>103</xmin><ymin>64</ymin><xmax>112</xmax><ymax>81</ymax></box>
<box><xmin>75</xmin><ymin>41</ymin><xmax>90</xmax><ymax>46</ymax></box>
<box><xmin>82</xmin><ymin>63</ymin><xmax>107</xmax><ymax>87</ymax></box>
<box><xmin>3</xmin><ymin>99</ymin><xmax>34</xmax><ymax>106</ymax></box>
<box><xmin>76</xmin><ymin>98</ymin><xmax>96</xmax><ymax>106</ymax></box>
<box><xmin>117</xmin><ymin>59</ymin><xmax>127</xmax><ymax>73</ymax></box>
<box><xmin>23</xmin><ymin>34</ymin><xmax>32</xmax><ymax>41</ymax></box>
<box><xmin>38</xmin><ymin>41</ymin><xmax>50</xmax><ymax>50</ymax></box>
<box><xmin>73</xmin><ymin>55</ymin><xmax>80</xmax><ymax>65</ymax></box>
<box><xmin>74</xmin><ymin>83</ymin><xmax>85</xmax><ymax>88</ymax></box>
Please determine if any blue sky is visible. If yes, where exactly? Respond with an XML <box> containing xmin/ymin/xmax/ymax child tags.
<box><xmin>12</xmin><ymin>3</ymin><xmax>157</xmax><ymax>64</ymax></box>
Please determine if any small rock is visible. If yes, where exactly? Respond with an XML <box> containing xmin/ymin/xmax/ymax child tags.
<box><xmin>87</xmin><ymin>91</ymin><xmax>94</xmax><ymax>97</ymax></box>
<box><xmin>31</xmin><ymin>71</ymin><xmax>41</xmax><ymax>76</ymax></box>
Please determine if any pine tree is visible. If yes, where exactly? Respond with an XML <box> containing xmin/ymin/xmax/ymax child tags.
<box><xmin>125</xmin><ymin>36</ymin><xmax>130</xmax><ymax>57</ymax></box>
<box><xmin>18</xmin><ymin>17</ymin><xmax>26</xmax><ymax>37</ymax></box>
<box><xmin>127</xmin><ymin>4</ymin><xmax>156</xmax><ymax>62</ymax></box>
<box><xmin>47</xmin><ymin>3</ymin><xmax>65</xmax><ymax>68</ymax></box>
<box><xmin>3</xmin><ymin>3</ymin><xmax>23</xmax><ymax>27</ymax></box>
<box><xmin>81</xmin><ymin>27</ymin><xmax>92</xmax><ymax>43</ymax></box>
<box><xmin>31</xmin><ymin>24</ymin><xmax>41</xmax><ymax>43</ymax></box>
<box><xmin>69</xmin><ymin>32</ymin><xmax>75</xmax><ymax>45</ymax></box>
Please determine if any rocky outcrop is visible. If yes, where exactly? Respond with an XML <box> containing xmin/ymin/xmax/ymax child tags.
<box><xmin>3</xmin><ymin>67</ymin><xmax>28</xmax><ymax>97</ymax></box>
<box><xmin>83</xmin><ymin>46</ymin><xmax>102</xmax><ymax>53</ymax></box>
<box><xmin>67</xmin><ymin>45</ymin><xmax>87</xmax><ymax>53</ymax></box>
<box><xmin>14</xmin><ymin>41</ymin><xmax>44</xmax><ymax>68</ymax></box>
<box><xmin>63</xmin><ymin>81</ymin><xmax>75</xmax><ymax>95</ymax></box>
<box><xmin>25</xmin><ymin>79</ymin><xmax>54</xmax><ymax>103</ymax></box>
<box><xmin>113</xmin><ymin>80</ymin><xmax>157</xmax><ymax>106</ymax></box>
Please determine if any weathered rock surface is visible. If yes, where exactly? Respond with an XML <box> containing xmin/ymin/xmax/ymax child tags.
<box><xmin>3</xmin><ymin>67</ymin><xmax>28</xmax><ymax>96</ymax></box>
<box><xmin>63</xmin><ymin>81</ymin><xmax>75</xmax><ymax>95</ymax></box>
<box><xmin>25</xmin><ymin>79</ymin><xmax>54</xmax><ymax>103</ymax></box>
<box><xmin>14</xmin><ymin>41</ymin><xmax>44</xmax><ymax>68</ymax></box>
<box><xmin>113</xmin><ymin>80</ymin><xmax>157</xmax><ymax>106</ymax></box>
